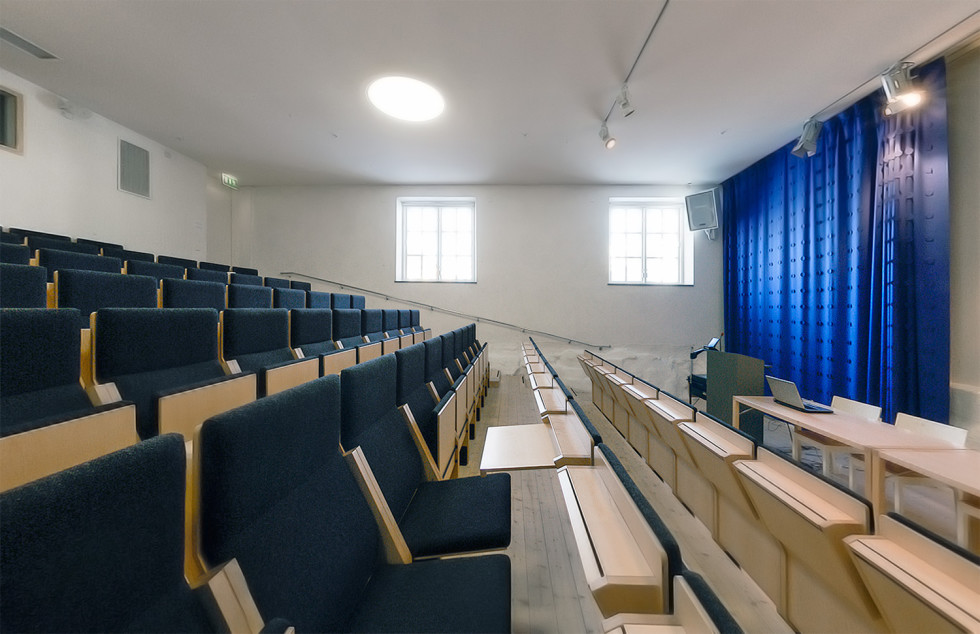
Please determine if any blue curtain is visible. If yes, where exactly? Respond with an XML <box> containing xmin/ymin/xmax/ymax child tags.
<box><xmin>722</xmin><ymin>58</ymin><xmax>949</xmax><ymax>424</ymax></box>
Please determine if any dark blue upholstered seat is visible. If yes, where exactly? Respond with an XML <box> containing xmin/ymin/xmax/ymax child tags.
<box><xmin>157</xmin><ymin>254</ymin><xmax>197</xmax><ymax>269</ymax></box>
<box><xmin>199</xmin><ymin>261</ymin><xmax>231</xmax><ymax>273</ymax></box>
<box><xmin>361</xmin><ymin>308</ymin><xmax>391</xmax><ymax>343</ymax></box>
<box><xmin>382</xmin><ymin>309</ymin><xmax>400</xmax><ymax>335</ymax></box>
<box><xmin>398</xmin><ymin>309</ymin><xmax>412</xmax><ymax>331</ymax></box>
<box><xmin>307</xmin><ymin>290</ymin><xmax>331</xmax><ymax>308</ymax></box>
<box><xmin>289</xmin><ymin>280</ymin><xmax>311</xmax><ymax>291</ymax></box>
<box><xmin>680</xmin><ymin>570</ymin><xmax>744</xmax><ymax>634</ymax></box>
<box><xmin>0</xmin><ymin>308</ymin><xmax>99</xmax><ymax>436</ymax></box>
<box><xmin>77</xmin><ymin>238</ymin><xmax>123</xmax><ymax>251</ymax></box>
<box><xmin>161</xmin><ymin>278</ymin><xmax>226</xmax><ymax>310</ymax></box>
<box><xmin>410</xmin><ymin>309</ymin><xmax>422</xmax><ymax>332</ymax></box>
<box><xmin>94</xmin><ymin>308</ymin><xmax>233</xmax><ymax>439</ymax></box>
<box><xmin>263</xmin><ymin>276</ymin><xmax>290</xmax><ymax>289</ymax></box>
<box><xmin>350</xmin><ymin>294</ymin><xmax>365</xmax><ymax>309</ymax></box>
<box><xmin>187</xmin><ymin>267</ymin><xmax>229</xmax><ymax>284</ymax></box>
<box><xmin>126</xmin><ymin>259</ymin><xmax>185</xmax><ymax>281</ymax></box>
<box><xmin>331</xmin><ymin>293</ymin><xmax>352</xmax><ymax>309</ymax></box>
<box><xmin>395</xmin><ymin>343</ymin><xmax>440</xmax><ymax>456</ymax></box>
<box><xmin>232</xmin><ymin>266</ymin><xmax>259</xmax><ymax>276</ymax></box>
<box><xmin>199</xmin><ymin>376</ymin><xmax>510</xmax><ymax>633</ymax></box>
<box><xmin>221</xmin><ymin>308</ymin><xmax>303</xmax><ymax>395</ymax></box>
<box><xmin>105</xmin><ymin>247</ymin><xmax>154</xmax><ymax>262</ymax></box>
<box><xmin>0</xmin><ymin>435</ymin><xmax>222</xmax><ymax>633</ymax></box>
<box><xmin>341</xmin><ymin>355</ymin><xmax>511</xmax><ymax>559</ymax></box>
<box><xmin>0</xmin><ymin>263</ymin><xmax>47</xmax><ymax>307</ymax></box>
<box><xmin>273</xmin><ymin>288</ymin><xmax>306</xmax><ymax>309</ymax></box>
<box><xmin>57</xmin><ymin>270</ymin><xmax>158</xmax><ymax>328</ymax></box>
<box><xmin>333</xmin><ymin>308</ymin><xmax>366</xmax><ymax>350</ymax></box>
<box><xmin>230</xmin><ymin>272</ymin><xmax>263</xmax><ymax>286</ymax></box>
<box><xmin>227</xmin><ymin>283</ymin><xmax>273</xmax><ymax>308</ymax></box>
<box><xmin>0</xmin><ymin>232</ymin><xmax>25</xmax><ymax>244</ymax></box>
<box><xmin>0</xmin><ymin>243</ymin><xmax>31</xmax><ymax>264</ymax></box>
<box><xmin>8</xmin><ymin>228</ymin><xmax>70</xmax><ymax>241</ymax></box>
<box><xmin>289</xmin><ymin>308</ymin><xmax>335</xmax><ymax>356</ymax></box>
<box><xmin>423</xmin><ymin>337</ymin><xmax>452</xmax><ymax>396</ymax></box>
<box><xmin>37</xmin><ymin>249</ymin><xmax>122</xmax><ymax>282</ymax></box>
<box><xmin>597</xmin><ymin>444</ymin><xmax>684</xmax><ymax>586</ymax></box>
<box><xmin>28</xmin><ymin>235</ymin><xmax>100</xmax><ymax>255</ymax></box>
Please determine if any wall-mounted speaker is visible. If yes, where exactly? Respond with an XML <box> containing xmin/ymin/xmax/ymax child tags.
<box><xmin>685</xmin><ymin>188</ymin><xmax>721</xmax><ymax>232</ymax></box>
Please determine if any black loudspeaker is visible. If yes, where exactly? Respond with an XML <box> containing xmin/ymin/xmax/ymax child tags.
<box><xmin>685</xmin><ymin>188</ymin><xmax>721</xmax><ymax>231</ymax></box>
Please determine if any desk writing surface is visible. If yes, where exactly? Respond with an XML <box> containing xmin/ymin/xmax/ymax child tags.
<box><xmin>622</xmin><ymin>383</ymin><xmax>657</xmax><ymax>402</ymax></box>
<box><xmin>878</xmin><ymin>448</ymin><xmax>980</xmax><ymax>498</ymax></box>
<box><xmin>480</xmin><ymin>424</ymin><xmax>558</xmax><ymax>473</ymax></box>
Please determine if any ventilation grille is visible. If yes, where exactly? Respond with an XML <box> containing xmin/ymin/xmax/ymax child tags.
<box><xmin>119</xmin><ymin>140</ymin><xmax>150</xmax><ymax>198</ymax></box>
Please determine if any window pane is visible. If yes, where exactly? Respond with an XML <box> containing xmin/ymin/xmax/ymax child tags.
<box><xmin>443</xmin><ymin>208</ymin><xmax>457</xmax><ymax>232</ymax></box>
<box><xmin>625</xmin><ymin>257</ymin><xmax>643</xmax><ymax>282</ymax></box>
<box><xmin>406</xmin><ymin>231</ymin><xmax>422</xmax><ymax>255</ymax></box>
<box><xmin>457</xmin><ymin>209</ymin><xmax>472</xmax><ymax>232</ymax></box>
<box><xmin>398</xmin><ymin>199</ymin><xmax>475</xmax><ymax>282</ymax></box>
<box><xmin>610</xmin><ymin>208</ymin><xmax>626</xmax><ymax>234</ymax></box>
<box><xmin>422</xmin><ymin>208</ymin><xmax>438</xmax><ymax>232</ymax></box>
<box><xmin>421</xmin><ymin>255</ymin><xmax>438</xmax><ymax>280</ymax></box>
<box><xmin>626</xmin><ymin>233</ymin><xmax>642</xmax><ymax>257</ymax></box>
<box><xmin>610</xmin><ymin>257</ymin><xmax>627</xmax><ymax>283</ymax></box>
<box><xmin>407</xmin><ymin>255</ymin><xmax>422</xmax><ymax>279</ymax></box>
<box><xmin>625</xmin><ymin>208</ymin><xmax>642</xmax><ymax>233</ymax></box>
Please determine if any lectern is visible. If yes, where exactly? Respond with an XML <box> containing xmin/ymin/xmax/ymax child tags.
<box><xmin>706</xmin><ymin>350</ymin><xmax>765</xmax><ymax>442</ymax></box>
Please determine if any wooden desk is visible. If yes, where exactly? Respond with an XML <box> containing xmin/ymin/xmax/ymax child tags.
<box><xmin>732</xmin><ymin>396</ymin><xmax>957</xmax><ymax>514</ymax></box>
<box><xmin>480</xmin><ymin>424</ymin><xmax>558</xmax><ymax>473</ymax></box>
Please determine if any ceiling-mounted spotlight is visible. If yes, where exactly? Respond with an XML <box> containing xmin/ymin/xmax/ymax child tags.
<box><xmin>791</xmin><ymin>117</ymin><xmax>823</xmax><ymax>158</ymax></box>
<box><xmin>881</xmin><ymin>62</ymin><xmax>923</xmax><ymax>116</ymax></box>
<box><xmin>617</xmin><ymin>85</ymin><xmax>635</xmax><ymax>118</ymax></box>
<box><xmin>599</xmin><ymin>122</ymin><xmax>616</xmax><ymax>149</ymax></box>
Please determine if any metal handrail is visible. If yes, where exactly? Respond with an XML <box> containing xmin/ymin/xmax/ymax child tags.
<box><xmin>280</xmin><ymin>271</ymin><xmax>608</xmax><ymax>349</ymax></box>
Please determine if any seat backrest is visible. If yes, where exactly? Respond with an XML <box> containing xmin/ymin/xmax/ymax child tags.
<box><xmin>330</xmin><ymin>293</ymin><xmax>351</xmax><ymax>309</ymax></box>
<box><xmin>831</xmin><ymin>396</ymin><xmax>881</xmax><ymax>421</ymax></box>
<box><xmin>0</xmin><ymin>262</ymin><xmax>47</xmax><ymax>307</ymax></box>
<box><xmin>340</xmin><ymin>355</ymin><xmax>423</xmax><ymax>522</ymax></box>
<box><xmin>894</xmin><ymin>412</ymin><xmax>967</xmax><ymax>446</ymax></box>
<box><xmin>161</xmin><ymin>278</ymin><xmax>226</xmax><ymax>310</ymax></box>
<box><xmin>0</xmin><ymin>434</ymin><xmax>216</xmax><ymax>633</ymax></box>
<box><xmin>8</xmin><ymin>227</ymin><xmax>70</xmax><ymax>242</ymax></box>
<box><xmin>126</xmin><ymin>259</ymin><xmax>185</xmax><ymax>281</ymax></box>
<box><xmin>29</xmin><ymin>235</ymin><xmax>100</xmax><ymax>255</ymax></box>
<box><xmin>187</xmin><ymin>267</ymin><xmax>229</xmax><ymax>284</ymax></box>
<box><xmin>263</xmin><ymin>276</ymin><xmax>290</xmax><ymax>289</ymax></box>
<box><xmin>0</xmin><ymin>232</ymin><xmax>26</xmax><ymax>244</ymax></box>
<box><xmin>157</xmin><ymin>254</ymin><xmax>197</xmax><ymax>269</ymax></box>
<box><xmin>290</xmin><ymin>308</ymin><xmax>334</xmax><ymax>352</ymax></box>
<box><xmin>0</xmin><ymin>243</ymin><xmax>31</xmax><ymax>264</ymax></box>
<box><xmin>57</xmin><ymin>269</ymin><xmax>158</xmax><ymax>328</ymax></box>
<box><xmin>568</xmin><ymin>399</ymin><xmax>603</xmax><ymax>445</ymax></box>
<box><xmin>289</xmin><ymin>280</ymin><xmax>311</xmax><ymax>292</ymax></box>
<box><xmin>232</xmin><ymin>266</ymin><xmax>259</xmax><ymax>276</ymax></box>
<box><xmin>199</xmin><ymin>261</ymin><xmax>231</xmax><ymax>273</ymax></box>
<box><xmin>410</xmin><ymin>309</ymin><xmax>420</xmax><ymax>328</ymax></box>
<box><xmin>361</xmin><ymin>308</ymin><xmax>384</xmax><ymax>337</ymax></box>
<box><xmin>274</xmin><ymin>288</ymin><xmax>306</xmax><ymax>309</ymax></box>
<box><xmin>306</xmin><ymin>290</ymin><xmax>331</xmax><ymax>308</ymax></box>
<box><xmin>37</xmin><ymin>248</ymin><xmax>122</xmax><ymax>282</ymax></box>
<box><xmin>221</xmin><ymin>309</ymin><xmax>291</xmax><ymax>368</ymax></box>
<box><xmin>199</xmin><ymin>376</ymin><xmax>378</xmax><ymax>632</ymax></box>
<box><xmin>227</xmin><ymin>284</ymin><xmax>273</xmax><ymax>308</ymax></box>
<box><xmin>0</xmin><ymin>308</ymin><xmax>92</xmax><ymax>435</ymax></box>
<box><xmin>382</xmin><ymin>309</ymin><xmax>400</xmax><ymax>333</ymax></box>
<box><xmin>350</xmin><ymin>295</ymin><xmax>365</xmax><ymax>309</ymax></box>
<box><xmin>77</xmin><ymin>238</ymin><xmax>123</xmax><ymax>251</ymax></box>
<box><xmin>423</xmin><ymin>336</ymin><xmax>450</xmax><ymax>393</ymax></box>
<box><xmin>103</xmin><ymin>246</ymin><xmax>154</xmax><ymax>262</ymax></box>
<box><xmin>398</xmin><ymin>309</ymin><xmax>412</xmax><ymax>330</ymax></box>
<box><xmin>332</xmin><ymin>308</ymin><xmax>364</xmax><ymax>347</ymax></box>
<box><xmin>229</xmin><ymin>272</ymin><xmax>263</xmax><ymax>286</ymax></box>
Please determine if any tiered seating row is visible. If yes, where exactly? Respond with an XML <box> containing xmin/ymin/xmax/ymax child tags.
<box><xmin>578</xmin><ymin>350</ymin><xmax>980</xmax><ymax>634</ymax></box>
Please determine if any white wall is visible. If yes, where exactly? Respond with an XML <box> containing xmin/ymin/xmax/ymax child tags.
<box><xmin>947</xmin><ymin>44</ymin><xmax>980</xmax><ymax>438</ymax></box>
<box><xmin>232</xmin><ymin>184</ymin><xmax>725</xmax><ymax>396</ymax></box>
<box><xmin>0</xmin><ymin>69</ymin><xmax>207</xmax><ymax>259</ymax></box>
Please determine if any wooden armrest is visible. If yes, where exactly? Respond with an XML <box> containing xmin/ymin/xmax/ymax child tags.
<box><xmin>321</xmin><ymin>348</ymin><xmax>357</xmax><ymax>376</ymax></box>
<box><xmin>344</xmin><ymin>447</ymin><xmax>413</xmax><ymax>565</ymax></box>
<box><xmin>357</xmin><ymin>341</ymin><xmax>382</xmax><ymax>363</ymax></box>
<box><xmin>546</xmin><ymin>413</ymin><xmax>593</xmax><ymax>467</ymax></box>
<box><xmin>263</xmin><ymin>357</ymin><xmax>319</xmax><ymax>396</ymax></box>
<box><xmin>194</xmin><ymin>559</ymin><xmax>267</xmax><ymax>634</ymax></box>
<box><xmin>158</xmin><ymin>373</ymin><xmax>257</xmax><ymax>440</ymax></box>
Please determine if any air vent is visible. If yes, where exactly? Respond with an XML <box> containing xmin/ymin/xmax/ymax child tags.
<box><xmin>118</xmin><ymin>140</ymin><xmax>150</xmax><ymax>198</ymax></box>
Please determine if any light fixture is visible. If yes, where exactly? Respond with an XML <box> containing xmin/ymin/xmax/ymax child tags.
<box><xmin>367</xmin><ymin>76</ymin><xmax>445</xmax><ymax>122</ymax></box>
<box><xmin>791</xmin><ymin>117</ymin><xmax>823</xmax><ymax>158</ymax></box>
<box><xmin>617</xmin><ymin>85</ymin><xmax>635</xmax><ymax>118</ymax></box>
<box><xmin>599</xmin><ymin>123</ymin><xmax>616</xmax><ymax>149</ymax></box>
<box><xmin>881</xmin><ymin>62</ymin><xmax>923</xmax><ymax>116</ymax></box>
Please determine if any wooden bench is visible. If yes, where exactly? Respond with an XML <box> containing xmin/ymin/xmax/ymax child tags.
<box><xmin>734</xmin><ymin>448</ymin><xmax>883</xmax><ymax>633</ymax></box>
<box><xmin>844</xmin><ymin>513</ymin><xmax>980</xmax><ymax>633</ymax></box>
<box><xmin>480</xmin><ymin>412</ymin><xmax>593</xmax><ymax>473</ymax></box>
<box><xmin>620</xmin><ymin>381</ymin><xmax>659</xmax><ymax>462</ymax></box>
<box><xmin>602</xmin><ymin>572</ymin><xmax>743</xmax><ymax>634</ymax></box>
<box><xmin>557</xmin><ymin>447</ymin><xmax>670</xmax><ymax>618</ymax></box>
<box><xmin>634</xmin><ymin>394</ymin><xmax>695</xmax><ymax>490</ymax></box>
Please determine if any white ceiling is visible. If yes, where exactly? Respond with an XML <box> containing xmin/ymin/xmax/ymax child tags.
<box><xmin>1</xmin><ymin>0</ymin><xmax>978</xmax><ymax>187</ymax></box>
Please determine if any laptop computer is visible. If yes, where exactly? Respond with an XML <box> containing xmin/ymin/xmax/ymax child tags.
<box><xmin>765</xmin><ymin>375</ymin><xmax>833</xmax><ymax>414</ymax></box>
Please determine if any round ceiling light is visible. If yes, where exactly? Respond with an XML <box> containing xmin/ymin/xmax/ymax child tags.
<box><xmin>368</xmin><ymin>76</ymin><xmax>445</xmax><ymax>122</ymax></box>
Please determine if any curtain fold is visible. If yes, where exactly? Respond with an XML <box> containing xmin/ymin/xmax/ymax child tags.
<box><xmin>723</xmin><ymin>59</ymin><xmax>949</xmax><ymax>423</ymax></box>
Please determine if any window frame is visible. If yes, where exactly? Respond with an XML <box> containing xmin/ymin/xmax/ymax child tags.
<box><xmin>0</xmin><ymin>86</ymin><xmax>24</xmax><ymax>155</ymax></box>
<box><xmin>608</xmin><ymin>197</ymin><xmax>695</xmax><ymax>286</ymax></box>
<box><xmin>395</xmin><ymin>197</ymin><xmax>477</xmax><ymax>283</ymax></box>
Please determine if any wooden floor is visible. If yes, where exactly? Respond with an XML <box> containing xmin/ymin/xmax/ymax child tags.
<box><xmin>464</xmin><ymin>371</ymin><xmax>791</xmax><ymax>634</ymax></box>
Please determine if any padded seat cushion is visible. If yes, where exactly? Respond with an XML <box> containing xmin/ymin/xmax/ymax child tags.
<box><xmin>399</xmin><ymin>473</ymin><xmax>512</xmax><ymax>558</ymax></box>
<box><xmin>347</xmin><ymin>554</ymin><xmax>511</xmax><ymax>633</ymax></box>
<box><xmin>1</xmin><ymin>383</ymin><xmax>95</xmax><ymax>436</ymax></box>
<box><xmin>301</xmin><ymin>341</ymin><xmax>337</xmax><ymax>356</ymax></box>
<box><xmin>0</xmin><ymin>243</ymin><xmax>31</xmax><ymax>265</ymax></box>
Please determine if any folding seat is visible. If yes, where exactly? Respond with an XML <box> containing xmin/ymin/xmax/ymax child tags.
<box><xmin>0</xmin><ymin>242</ymin><xmax>31</xmax><ymax>265</ymax></box>
<box><xmin>220</xmin><ymin>308</ymin><xmax>319</xmax><ymax>396</ymax></box>
<box><xmin>263</xmin><ymin>275</ymin><xmax>290</xmax><ymax>289</ymax></box>
<box><xmin>36</xmin><ymin>248</ymin><xmax>122</xmax><ymax>281</ymax></box>
<box><xmin>340</xmin><ymin>355</ymin><xmax>511</xmax><ymax>559</ymax></box>
<box><xmin>232</xmin><ymin>266</ymin><xmax>259</xmax><ymax>275</ymax></box>
<box><xmin>424</xmin><ymin>336</ymin><xmax>454</xmax><ymax>396</ymax></box>
<box><xmin>381</xmin><ymin>308</ymin><xmax>406</xmax><ymax>351</ymax></box>
<box><xmin>187</xmin><ymin>266</ymin><xmax>229</xmax><ymax>283</ymax></box>
<box><xmin>157</xmin><ymin>254</ymin><xmax>197</xmax><ymax>269</ymax></box>
<box><xmin>1</xmin><ymin>435</ymin><xmax>290</xmax><ymax>633</ymax></box>
<box><xmin>28</xmin><ymin>235</ymin><xmax>100</xmax><ymax>255</ymax></box>
<box><xmin>289</xmin><ymin>308</ymin><xmax>356</xmax><ymax>376</ymax></box>
<box><xmin>0</xmin><ymin>262</ymin><xmax>47</xmax><ymax>307</ymax></box>
<box><xmin>161</xmin><ymin>277</ymin><xmax>226</xmax><ymax>310</ymax></box>
<box><xmin>350</xmin><ymin>294</ymin><xmax>366</xmax><ymax>309</ymax></box>
<box><xmin>103</xmin><ymin>246</ymin><xmax>154</xmax><ymax>262</ymax></box>
<box><xmin>331</xmin><ymin>292</ymin><xmax>352</xmax><ymax>309</ymax></box>
<box><xmin>229</xmin><ymin>272</ymin><xmax>263</xmax><ymax>286</ymax></box>
<box><xmin>125</xmin><ymin>258</ymin><xmax>185</xmax><ymax>282</ymax></box>
<box><xmin>227</xmin><ymin>283</ymin><xmax>273</xmax><ymax>308</ymax></box>
<box><xmin>410</xmin><ymin>308</ymin><xmax>429</xmax><ymax>340</ymax></box>
<box><xmin>55</xmin><ymin>269</ymin><xmax>158</xmax><ymax>328</ymax></box>
<box><xmin>363</xmin><ymin>308</ymin><xmax>399</xmax><ymax>354</ymax></box>
<box><xmin>395</xmin><ymin>342</ymin><xmax>452</xmax><ymax>477</ymax></box>
<box><xmin>198</xmin><ymin>376</ymin><xmax>511</xmax><ymax>633</ymax></box>
<box><xmin>1</xmin><ymin>308</ymin><xmax>137</xmax><ymax>492</ymax></box>
<box><xmin>307</xmin><ymin>289</ymin><xmax>332</xmax><ymax>308</ymax></box>
<box><xmin>1</xmin><ymin>232</ymin><xmax>25</xmax><ymax>244</ymax></box>
<box><xmin>289</xmin><ymin>280</ymin><xmax>311</xmax><ymax>291</ymax></box>
<box><xmin>273</xmin><ymin>287</ymin><xmax>306</xmax><ymax>309</ymax></box>
<box><xmin>92</xmin><ymin>307</ymin><xmax>256</xmax><ymax>440</ymax></box>
<box><xmin>334</xmin><ymin>307</ymin><xmax>379</xmax><ymax>362</ymax></box>
<box><xmin>199</xmin><ymin>261</ymin><xmax>231</xmax><ymax>272</ymax></box>
<box><xmin>78</xmin><ymin>237</ymin><xmax>124</xmax><ymax>252</ymax></box>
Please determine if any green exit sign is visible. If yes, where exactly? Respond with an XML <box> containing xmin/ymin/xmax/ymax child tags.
<box><xmin>221</xmin><ymin>173</ymin><xmax>239</xmax><ymax>190</ymax></box>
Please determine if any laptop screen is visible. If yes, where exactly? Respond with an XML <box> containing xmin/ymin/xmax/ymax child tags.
<box><xmin>765</xmin><ymin>375</ymin><xmax>805</xmax><ymax>408</ymax></box>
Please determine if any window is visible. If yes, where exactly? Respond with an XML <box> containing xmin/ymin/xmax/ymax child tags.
<box><xmin>396</xmin><ymin>198</ymin><xmax>476</xmax><ymax>282</ymax></box>
<box><xmin>609</xmin><ymin>199</ymin><xmax>694</xmax><ymax>285</ymax></box>
<box><xmin>0</xmin><ymin>87</ymin><xmax>23</xmax><ymax>153</ymax></box>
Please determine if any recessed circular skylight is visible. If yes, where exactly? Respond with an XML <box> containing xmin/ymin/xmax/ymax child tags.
<box><xmin>368</xmin><ymin>76</ymin><xmax>445</xmax><ymax>122</ymax></box>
